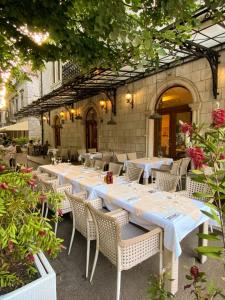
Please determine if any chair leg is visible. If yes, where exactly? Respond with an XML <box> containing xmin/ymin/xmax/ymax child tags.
<box><xmin>86</xmin><ymin>239</ymin><xmax>90</xmax><ymax>278</ymax></box>
<box><xmin>68</xmin><ymin>227</ymin><xmax>75</xmax><ymax>255</ymax></box>
<box><xmin>45</xmin><ymin>206</ymin><xmax>49</xmax><ymax>218</ymax></box>
<box><xmin>90</xmin><ymin>244</ymin><xmax>99</xmax><ymax>283</ymax></box>
<box><xmin>116</xmin><ymin>268</ymin><xmax>121</xmax><ymax>300</ymax></box>
<box><xmin>54</xmin><ymin>221</ymin><xmax>58</xmax><ymax>235</ymax></box>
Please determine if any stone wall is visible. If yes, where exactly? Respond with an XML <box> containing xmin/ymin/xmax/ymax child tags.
<box><xmin>42</xmin><ymin>49</ymin><xmax>225</xmax><ymax>156</ymax></box>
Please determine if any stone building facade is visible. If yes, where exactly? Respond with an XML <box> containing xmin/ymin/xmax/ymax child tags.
<box><xmin>40</xmin><ymin>48</ymin><xmax>225</xmax><ymax>158</ymax></box>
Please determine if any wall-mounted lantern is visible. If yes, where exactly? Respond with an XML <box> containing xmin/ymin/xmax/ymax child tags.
<box><xmin>125</xmin><ymin>90</ymin><xmax>134</xmax><ymax>109</ymax></box>
<box><xmin>99</xmin><ymin>100</ymin><xmax>108</xmax><ymax>113</ymax></box>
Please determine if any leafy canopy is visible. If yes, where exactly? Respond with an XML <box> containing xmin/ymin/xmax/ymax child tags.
<box><xmin>0</xmin><ymin>0</ymin><xmax>224</xmax><ymax>78</ymax></box>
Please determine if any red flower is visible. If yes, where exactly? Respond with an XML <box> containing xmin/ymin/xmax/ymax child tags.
<box><xmin>187</xmin><ymin>147</ymin><xmax>205</xmax><ymax>169</ymax></box>
<box><xmin>39</xmin><ymin>193</ymin><xmax>47</xmax><ymax>204</ymax></box>
<box><xmin>57</xmin><ymin>208</ymin><xmax>63</xmax><ymax>217</ymax></box>
<box><xmin>180</xmin><ymin>122</ymin><xmax>193</xmax><ymax>135</ymax></box>
<box><xmin>27</xmin><ymin>179</ymin><xmax>36</xmax><ymax>187</ymax></box>
<box><xmin>8</xmin><ymin>240</ymin><xmax>14</xmax><ymax>252</ymax></box>
<box><xmin>21</xmin><ymin>167</ymin><xmax>33</xmax><ymax>173</ymax></box>
<box><xmin>38</xmin><ymin>230</ymin><xmax>46</xmax><ymax>237</ymax></box>
<box><xmin>220</xmin><ymin>153</ymin><xmax>225</xmax><ymax>160</ymax></box>
<box><xmin>0</xmin><ymin>182</ymin><xmax>9</xmax><ymax>190</ymax></box>
<box><xmin>212</xmin><ymin>108</ymin><xmax>225</xmax><ymax>128</ymax></box>
<box><xmin>47</xmin><ymin>249</ymin><xmax>52</xmax><ymax>256</ymax></box>
<box><xmin>26</xmin><ymin>252</ymin><xmax>35</xmax><ymax>263</ymax></box>
<box><xmin>190</xmin><ymin>265</ymin><xmax>199</xmax><ymax>280</ymax></box>
<box><xmin>0</xmin><ymin>165</ymin><xmax>6</xmax><ymax>172</ymax></box>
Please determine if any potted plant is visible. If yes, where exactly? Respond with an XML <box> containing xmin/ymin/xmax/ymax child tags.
<box><xmin>0</xmin><ymin>164</ymin><xmax>63</xmax><ymax>300</ymax></box>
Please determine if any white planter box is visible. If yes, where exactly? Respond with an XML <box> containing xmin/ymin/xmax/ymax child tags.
<box><xmin>1</xmin><ymin>252</ymin><xmax>56</xmax><ymax>300</ymax></box>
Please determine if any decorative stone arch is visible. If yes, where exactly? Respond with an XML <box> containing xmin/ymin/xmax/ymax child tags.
<box><xmin>146</xmin><ymin>76</ymin><xmax>202</xmax><ymax>157</ymax></box>
<box><xmin>82</xmin><ymin>99</ymin><xmax>102</xmax><ymax>122</ymax></box>
<box><xmin>147</xmin><ymin>76</ymin><xmax>201</xmax><ymax>123</ymax></box>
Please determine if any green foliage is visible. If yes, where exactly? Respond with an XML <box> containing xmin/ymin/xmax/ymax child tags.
<box><xmin>0</xmin><ymin>0</ymin><xmax>224</xmax><ymax>86</ymax></box>
<box><xmin>0</xmin><ymin>169</ymin><xmax>64</xmax><ymax>290</ymax></box>
<box><xmin>13</xmin><ymin>137</ymin><xmax>29</xmax><ymax>147</ymax></box>
<box><xmin>147</xmin><ymin>273</ymin><xmax>174</xmax><ymax>300</ymax></box>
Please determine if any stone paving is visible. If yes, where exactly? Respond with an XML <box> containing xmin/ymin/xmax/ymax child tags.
<box><xmin>50</xmin><ymin>216</ymin><xmax>224</xmax><ymax>300</ymax></box>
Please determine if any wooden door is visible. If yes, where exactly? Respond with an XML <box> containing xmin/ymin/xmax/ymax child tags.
<box><xmin>54</xmin><ymin>116</ymin><xmax>61</xmax><ymax>147</ymax></box>
<box><xmin>86</xmin><ymin>120</ymin><xmax>98</xmax><ymax>150</ymax></box>
<box><xmin>154</xmin><ymin>105</ymin><xmax>191</xmax><ymax>159</ymax></box>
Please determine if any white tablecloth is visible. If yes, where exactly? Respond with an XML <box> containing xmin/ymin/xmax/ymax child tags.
<box><xmin>94</xmin><ymin>182</ymin><xmax>209</xmax><ymax>257</ymax></box>
<box><xmin>124</xmin><ymin>157</ymin><xmax>173</xmax><ymax>178</ymax></box>
<box><xmin>78</xmin><ymin>152</ymin><xmax>103</xmax><ymax>161</ymax></box>
<box><xmin>39</xmin><ymin>164</ymin><xmax>209</xmax><ymax>257</ymax></box>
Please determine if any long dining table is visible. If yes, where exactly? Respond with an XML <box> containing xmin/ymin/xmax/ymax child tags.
<box><xmin>39</xmin><ymin>163</ymin><xmax>209</xmax><ymax>294</ymax></box>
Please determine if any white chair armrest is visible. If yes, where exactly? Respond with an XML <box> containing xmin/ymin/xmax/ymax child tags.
<box><xmin>108</xmin><ymin>209</ymin><xmax>129</xmax><ymax>226</ymax></box>
<box><xmin>55</xmin><ymin>184</ymin><xmax>72</xmax><ymax>194</ymax></box>
<box><xmin>87</xmin><ymin>197</ymin><xmax>103</xmax><ymax>210</ymax></box>
<box><xmin>120</xmin><ymin>227</ymin><xmax>162</xmax><ymax>248</ymax></box>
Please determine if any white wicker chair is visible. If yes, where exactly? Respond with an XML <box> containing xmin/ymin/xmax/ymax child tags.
<box><xmin>65</xmin><ymin>192</ymin><xmax>128</xmax><ymax>278</ymax></box>
<box><xmin>126</xmin><ymin>163</ymin><xmax>143</xmax><ymax>182</ymax></box>
<box><xmin>84</xmin><ymin>158</ymin><xmax>95</xmax><ymax>168</ymax></box>
<box><xmin>94</xmin><ymin>159</ymin><xmax>106</xmax><ymax>171</ymax></box>
<box><xmin>115</xmin><ymin>153</ymin><xmax>127</xmax><ymax>163</ymax></box>
<box><xmin>170</xmin><ymin>159</ymin><xmax>182</xmax><ymax>175</ymax></box>
<box><xmin>102</xmin><ymin>151</ymin><xmax>113</xmax><ymax>163</ymax></box>
<box><xmin>87</xmin><ymin>203</ymin><xmax>162</xmax><ymax>300</ymax></box>
<box><xmin>182</xmin><ymin>176</ymin><xmax>212</xmax><ymax>202</ymax></box>
<box><xmin>108</xmin><ymin>162</ymin><xmax>123</xmax><ymax>176</ymax></box>
<box><xmin>178</xmin><ymin>157</ymin><xmax>191</xmax><ymax>189</ymax></box>
<box><xmin>127</xmin><ymin>152</ymin><xmax>137</xmax><ymax>160</ymax></box>
<box><xmin>154</xmin><ymin>170</ymin><xmax>180</xmax><ymax>192</ymax></box>
<box><xmin>40</xmin><ymin>178</ymin><xmax>72</xmax><ymax>234</ymax></box>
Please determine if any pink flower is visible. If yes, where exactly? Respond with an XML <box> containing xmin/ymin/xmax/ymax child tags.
<box><xmin>26</xmin><ymin>252</ymin><xmax>35</xmax><ymax>263</ymax></box>
<box><xmin>180</xmin><ymin>122</ymin><xmax>193</xmax><ymax>135</ymax></box>
<box><xmin>0</xmin><ymin>182</ymin><xmax>9</xmax><ymax>190</ymax></box>
<box><xmin>8</xmin><ymin>240</ymin><xmax>14</xmax><ymax>252</ymax></box>
<box><xmin>187</xmin><ymin>147</ymin><xmax>205</xmax><ymax>169</ymax></box>
<box><xmin>21</xmin><ymin>167</ymin><xmax>33</xmax><ymax>173</ymax></box>
<box><xmin>27</xmin><ymin>179</ymin><xmax>36</xmax><ymax>187</ymax></box>
<box><xmin>0</xmin><ymin>165</ymin><xmax>6</xmax><ymax>172</ymax></box>
<box><xmin>220</xmin><ymin>153</ymin><xmax>225</xmax><ymax>160</ymax></box>
<box><xmin>38</xmin><ymin>193</ymin><xmax>47</xmax><ymax>204</ymax></box>
<box><xmin>212</xmin><ymin>108</ymin><xmax>225</xmax><ymax>128</ymax></box>
<box><xmin>57</xmin><ymin>208</ymin><xmax>63</xmax><ymax>217</ymax></box>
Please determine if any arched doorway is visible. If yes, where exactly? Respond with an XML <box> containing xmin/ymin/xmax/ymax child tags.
<box><xmin>86</xmin><ymin>108</ymin><xmax>98</xmax><ymax>151</ymax></box>
<box><xmin>154</xmin><ymin>86</ymin><xmax>193</xmax><ymax>159</ymax></box>
<box><xmin>54</xmin><ymin>116</ymin><xmax>61</xmax><ymax>147</ymax></box>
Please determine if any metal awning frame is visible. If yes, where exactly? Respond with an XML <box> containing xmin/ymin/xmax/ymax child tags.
<box><xmin>16</xmin><ymin>6</ymin><xmax>225</xmax><ymax>118</ymax></box>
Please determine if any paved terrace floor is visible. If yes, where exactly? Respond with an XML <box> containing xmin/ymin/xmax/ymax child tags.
<box><xmin>20</xmin><ymin>154</ymin><xmax>224</xmax><ymax>300</ymax></box>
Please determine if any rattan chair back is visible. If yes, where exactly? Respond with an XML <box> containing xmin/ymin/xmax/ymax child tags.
<box><xmin>126</xmin><ymin>163</ymin><xmax>143</xmax><ymax>182</ymax></box>
<box><xmin>155</xmin><ymin>171</ymin><xmax>179</xmax><ymax>192</ymax></box>
<box><xmin>108</xmin><ymin>162</ymin><xmax>123</xmax><ymax>176</ymax></box>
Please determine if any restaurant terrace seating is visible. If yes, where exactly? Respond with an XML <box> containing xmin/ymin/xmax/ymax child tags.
<box><xmin>108</xmin><ymin>162</ymin><xmax>123</xmax><ymax>176</ymax></box>
<box><xmin>87</xmin><ymin>202</ymin><xmax>162</xmax><ymax>300</ymax></box>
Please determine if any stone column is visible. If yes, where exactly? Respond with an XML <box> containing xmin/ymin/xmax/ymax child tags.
<box><xmin>189</xmin><ymin>102</ymin><xmax>201</xmax><ymax>124</ymax></box>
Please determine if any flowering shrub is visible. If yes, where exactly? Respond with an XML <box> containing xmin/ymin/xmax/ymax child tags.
<box><xmin>184</xmin><ymin>265</ymin><xmax>225</xmax><ymax>299</ymax></box>
<box><xmin>0</xmin><ymin>168</ymin><xmax>63</xmax><ymax>292</ymax></box>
